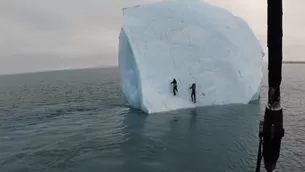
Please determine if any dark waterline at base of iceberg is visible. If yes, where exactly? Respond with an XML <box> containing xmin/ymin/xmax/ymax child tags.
<box><xmin>0</xmin><ymin>65</ymin><xmax>304</xmax><ymax>172</ymax></box>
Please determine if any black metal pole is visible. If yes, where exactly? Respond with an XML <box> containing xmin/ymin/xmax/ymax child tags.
<box><xmin>267</xmin><ymin>0</ymin><xmax>283</xmax><ymax>91</ymax></box>
<box><xmin>261</xmin><ymin>0</ymin><xmax>285</xmax><ymax>172</ymax></box>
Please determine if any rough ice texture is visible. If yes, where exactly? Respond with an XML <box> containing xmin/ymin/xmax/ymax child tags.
<box><xmin>118</xmin><ymin>0</ymin><xmax>264</xmax><ymax>114</ymax></box>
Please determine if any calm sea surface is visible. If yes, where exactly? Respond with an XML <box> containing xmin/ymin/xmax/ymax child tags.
<box><xmin>0</xmin><ymin>65</ymin><xmax>304</xmax><ymax>172</ymax></box>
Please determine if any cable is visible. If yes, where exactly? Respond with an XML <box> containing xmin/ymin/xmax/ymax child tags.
<box><xmin>255</xmin><ymin>137</ymin><xmax>263</xmax><ymax>172</ymax></box>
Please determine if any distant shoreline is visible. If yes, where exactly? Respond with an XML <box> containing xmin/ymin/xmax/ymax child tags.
<box><xmin>283</xmin><ymin>61</ymin><xmax>305</xmax><ymax>64</ymax></box>
<box><xmin>0</xmin><ymin>66</ymin><xmax>116</xmax><ymax>77</ymax></box>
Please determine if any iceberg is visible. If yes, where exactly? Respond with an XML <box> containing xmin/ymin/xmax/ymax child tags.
<box><xmin>118</xmin><ymin>0</ymin><xmax>264</xmax><ymax>114</ymax></box>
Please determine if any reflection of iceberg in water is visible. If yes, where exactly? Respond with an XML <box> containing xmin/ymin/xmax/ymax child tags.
<box><xmin>120</xmin><ymin>109</ymin><xmax>148</xmax><ymax>171</ymax></box>
<box><xmin>119</xmin><ymin>103</ymin><xmax>261</xmax><ymax>171</ymax></box>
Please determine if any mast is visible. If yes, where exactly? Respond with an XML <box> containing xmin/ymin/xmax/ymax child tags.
<box><xmin>256</xmin><ymin>0</ymin><xmax>285</xmax><ymax>172</ymax></box>
<box><xmin>267</xmin><ymin>0</ymin><xmax>283</xmax><ymax>92</ymax></box>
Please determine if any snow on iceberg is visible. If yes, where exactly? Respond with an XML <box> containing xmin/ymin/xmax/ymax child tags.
<box><xmin>118</xmin><ymin>0</ymin><xmax>264</xmax><ymax>114</ymax></box>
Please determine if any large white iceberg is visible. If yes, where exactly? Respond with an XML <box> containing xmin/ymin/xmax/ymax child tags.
<box><xmin>118</xmin><ymin>0</ymin><xmax>264</xmax><ymax>114</ymax></box>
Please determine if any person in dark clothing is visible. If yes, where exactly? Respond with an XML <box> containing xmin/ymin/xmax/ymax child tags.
<box><xmin>189</xmin><ymin>83</ymin><xmax>196</xmax><ymax>103</ymax></box>
<box><xmin>171</xmin><ymin>78</ymin><xmax>178</xmax><ymax>96</ymax></box>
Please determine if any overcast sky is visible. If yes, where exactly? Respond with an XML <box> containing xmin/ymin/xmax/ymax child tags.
<box><xmin>0</xmin><ymin>0</ymin><xmax>304</xmax><ymax>74</ymax></box>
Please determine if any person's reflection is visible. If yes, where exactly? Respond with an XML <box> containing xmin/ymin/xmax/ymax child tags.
<box><xmin>189</xmin><ymin>109</ymin><xmax>198</xmax><ymax>129</ymax></box>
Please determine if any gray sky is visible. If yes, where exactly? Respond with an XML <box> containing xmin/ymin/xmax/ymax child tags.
<box><xmin>0</xmin><ymin>0</ymin><xmax>304</xmax><ymax>74</ymax></box>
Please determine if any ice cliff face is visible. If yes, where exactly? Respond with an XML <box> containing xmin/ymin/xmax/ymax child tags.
<box><xmin>118</xmin><ymin>0</ymin><xmax>264</xmax><ymax>113</ymax></box>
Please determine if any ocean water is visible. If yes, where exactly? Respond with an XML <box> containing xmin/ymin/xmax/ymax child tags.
<box><xmin>0</xmin><ymin>65</ymin><xmax>304</xmax><ymax>172</ymax></box>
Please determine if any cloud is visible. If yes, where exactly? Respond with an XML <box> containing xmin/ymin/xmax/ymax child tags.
<box><xmin>0</xmin><ymin>0</ymin><xmax>304</xmax><ymax>74</ymax></box>
<box><xmin>205</xmin><ymin>0</ymin><xmax>305</xmax><ymax>61</ymax></box>
<box><xmin>0</xmin><ymin>0</ymin><xmax>161</xmax><ymax>74</ymax></box>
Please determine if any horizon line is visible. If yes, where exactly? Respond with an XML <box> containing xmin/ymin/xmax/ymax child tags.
<box><xmin>1</xmin><ymin>62</ymin><xmax>305</xmax><ymax>76</ymax></box>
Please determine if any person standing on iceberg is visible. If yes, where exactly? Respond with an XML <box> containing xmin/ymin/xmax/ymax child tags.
<box><xmin>189</xmin><ymin>83</ymin><xmax>196</xmax><ymax>103</ymax></box>
<box><xmin>171</xmin><ymin>78</ymin><xmax>178</xmax><ymax>96</ymax></box>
